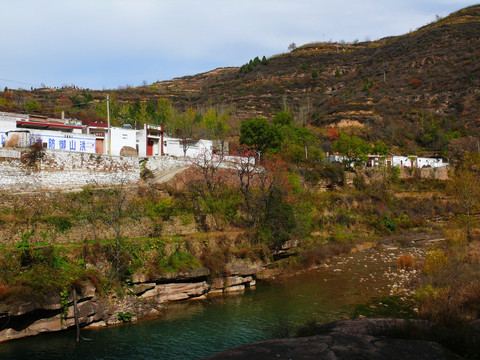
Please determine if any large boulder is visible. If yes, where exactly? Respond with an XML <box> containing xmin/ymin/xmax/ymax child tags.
<box><xmin>203</xmin><ymin>318</ymin><xmax>464</xmax><ymax>360</ymax></box>
<box><xmin>120</xmin><ymin>146</ymin><xmax>138</xmax><ymax>157</ymax></box>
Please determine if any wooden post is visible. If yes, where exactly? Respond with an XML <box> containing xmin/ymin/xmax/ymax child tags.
<box><xmin>73</xmin><ymin>288</ymin><xmax>80</xmax><ymax>343</ymax></box>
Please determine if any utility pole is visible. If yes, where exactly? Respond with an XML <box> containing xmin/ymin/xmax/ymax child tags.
<box><xmin>107</xmin><ymin>94</ymin><xmax>111</xmax><ymax>155</ymax></box>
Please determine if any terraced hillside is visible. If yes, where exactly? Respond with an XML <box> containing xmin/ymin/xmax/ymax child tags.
<box><xmin>1</xmin><ymin>5</ymin><xmax>479</xmax><ymax>154</ymax></box>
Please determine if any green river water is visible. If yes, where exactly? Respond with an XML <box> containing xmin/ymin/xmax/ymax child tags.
<box><xmin>0</xmin><ymin>246</ymin><xmax>420</xmax><ymax>360</ymax></box>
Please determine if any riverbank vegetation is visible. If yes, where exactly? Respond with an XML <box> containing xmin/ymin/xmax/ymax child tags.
<box><xmin>1</xmin><ymin>111</ymin><xmax>479</xmax><ymax>348</ymax></box>
<box><xmin>0</xmin><ymin>150</ymin><xmax>461</xmax><ymax>301</ymax></box>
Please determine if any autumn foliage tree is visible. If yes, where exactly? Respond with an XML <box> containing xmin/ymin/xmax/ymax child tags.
<box><xmin>449</xmin><ymin>153</ymin><xmax>480</xmax><ymax>241</ymax></box>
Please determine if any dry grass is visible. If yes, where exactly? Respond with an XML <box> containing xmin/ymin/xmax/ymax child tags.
<box><xmin>397</xmin><ymin>254</ymin><xmax>415</xmax><ymax>269</ymax></box>
<box><xmin>0</xmin><ymin>284</ymin><xmax>10</xmax><ymax>300</ymax></box>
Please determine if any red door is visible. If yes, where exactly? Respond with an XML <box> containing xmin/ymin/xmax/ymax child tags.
<box><xmin>147</xmin><ymin>139</ymin><xmax>154</xmax><ymax>156</ymax></box>
<box><xmin>96</xmin><ymin>139</ymin><xmax>104</xmax><ymax>154</ymax></box>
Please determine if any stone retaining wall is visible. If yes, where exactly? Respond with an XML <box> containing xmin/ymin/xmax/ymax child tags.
<box><xmin>0</xmin><ymin>148</ymin><xmax>140</xmax><ymax>191</ymax></box>
<box><xmin>399</xmin><ymin>166</ymin><xmax>449</xmax><ymax>180</ymax></box>
<box><xmin>144</xmin><ymin>155</ymin><xmax>191</xmax><ymax>172</ymax></box>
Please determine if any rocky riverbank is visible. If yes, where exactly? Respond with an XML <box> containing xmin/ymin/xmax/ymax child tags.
<box><xmin>204</xmin><ymin>318</ymin><xmax>475</xmax><ymax>359</ymax></box>
<box><xmin>0</xmin><ymin>235</ymin><xmax>433</xmax><ymax>344</ymax></box>
<box><xmin>0</xmin><ymin>258</ymin><xmax>263</xmax><ymax>343</ymax></box>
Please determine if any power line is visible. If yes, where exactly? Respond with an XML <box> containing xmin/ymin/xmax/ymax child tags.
<box><xmin>0</xmin><ymin>78</ymin><xmax>45</xmax><ymax>88</ymax></box>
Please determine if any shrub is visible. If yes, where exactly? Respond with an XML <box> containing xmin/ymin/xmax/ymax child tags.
<box><xmin>200</xmin><ymin>247</ymin><xmax>230</xmax><ymax>277</ymax></box>
<box><xmin>381</xmin><ymin>215</ymin><xmax>397</xmax><ymax>232</ymax></box>
<box><xmin>117</xmin><ymin>311</ymin><xmax>132</xmax><ymax>322</ymax></box>
<box><xmin>20</xmin><ymin>143</ymin><xmax>45</xmax><ymax>166</ymax></box>
<box><xmin>320</xmin><ymin>163</ymin><xmax>345</xmax><ymax>186</ymax></box>
<box><xmin>259</xmin><ymin>193</ymin><xmax>296</xmax><ymax>249</ymax></box>
<box><xmin>415</xmin><ymin>240</ymin><xmax>480</xmax><ymax>326</ymax></box>
<box><xmin>44</xmin><ymin>216</ymin><xmax>73</xmax><ymax>234</ymax></box>
<box><xmin>145</xmin><ymin>198</ymin><xmax>175</xmax><ymax>221</ymax></box>
<box><xmin>157</xmin><ymin>249</ymin><xmax>200</xmax><ymax>273</ymax></box>
<box><xmin>397</xmin><ymin>254</ymin><xmax>415</xmax><ymax>269</ymax></box>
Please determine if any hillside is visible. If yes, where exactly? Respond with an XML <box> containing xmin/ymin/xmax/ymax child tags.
<box><xmin>1</xmin><ymin>5</ymin><xmax>479</xmax><ymax>155</ymax></box>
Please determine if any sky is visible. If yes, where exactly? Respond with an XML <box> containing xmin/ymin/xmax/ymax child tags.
<box><xmin>0</xmin><ymin>0</ymin><xmax>476</xmax><ymax>90</ymax></box>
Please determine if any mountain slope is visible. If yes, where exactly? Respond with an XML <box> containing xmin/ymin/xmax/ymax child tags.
<box><xmin>1</xmin><ymin>5</ymin><xmax>479</xmax><ymax>154</ymax></box>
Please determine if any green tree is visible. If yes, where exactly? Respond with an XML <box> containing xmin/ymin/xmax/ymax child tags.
<box><xmin>203</xmin><ymin>108</ymin><xmax>228</xmax><ymax>139</ymax></box>
<box><xmin>116</xmin><ymin>103</ymin><xmax>133</xmax><ymax>126</ymax></box>
<box><xmin>94</xmin><ymin>94</ymin><xmax>120</xmax><ymax>125</ymax></box>
<box><xmin>240</xmin><ymin>117</ymin><xmax>283</xmax><ymax>155</ymax></box>
<box><xmin>272</xmin><ymin>110</ymin><xmax>293</xmax><ymax>127</ymax></box>
<box><xmin>332</xmin><ymin>133</ymin><xmax>372</xmax><ymax>168</ymax></box>
<box><xmin>133</xmin><ymin>102</ymin><xmax>153</xmax><ymax>126</ymax></box>
<box><xmin>70</xmin><ymin>90</ymin><xmax>93</xmax><ymax>109</ymax></box>
<box><xmin>156</xmin><ymin>98</ymin><xmax>170</xmax><ymax>121</ymax></box>
<box><xmin>373</xmin><ymin>140</ymin><xmax>389</xmax><ymax>155</ymax></box>
<box><xmin>24</xmin><ymin>100</ymin><xmax>41</xmax><ymax>113</ymax></box>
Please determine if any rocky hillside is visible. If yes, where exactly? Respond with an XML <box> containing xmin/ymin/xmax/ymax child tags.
<box><xmin>1</xmin><ymin>5</ymin><xmax>479</xmax><ymax>154</ymax></box>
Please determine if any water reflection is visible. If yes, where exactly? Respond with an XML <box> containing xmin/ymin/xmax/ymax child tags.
<box><xmin>0</xmin><ymin>247</ymin><xmax>412</xmax><ymax>360</ymax></box>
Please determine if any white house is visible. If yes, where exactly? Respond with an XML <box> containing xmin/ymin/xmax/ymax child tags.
<box><xmin>109</xmin><ymin>126</ymin><xmax>137</xmax><ymax>156</ymax></box>
<box><xmin>328</xmin><ymin>153</ymin><xmax>449</xmax><ymax>169</ymax></box>
<box><xmin>162</xmin><ymin>136</ymin><xmax>213</xmax><ymax>158</ymax></box>
<box><xmin>391</xmin><ymin>156</ymin><xmax>448</xmax><ymax>168</ymax></box>
<box><xmin>0</xmin><ymin>111</ymin><xmax>219</xmax><ymax>160</ymax></box>
<box><xmin>136</xmin><ymin>124</ymin><xmax>164</xmax><ymax>157</ymax></box>
<box><xmin>1</xmin><ymin>111</ymin><xmax>96</xmax><ymax>153</ymax></box>
<box><xmin>86</xmin><ymin>122</ymin><xmax>164</xmax><ymax>157</ymax></box>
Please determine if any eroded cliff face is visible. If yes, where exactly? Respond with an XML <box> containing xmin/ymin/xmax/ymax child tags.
<box><xmin>0</xmin><ymin>259</ymin><xmax>264</xmax><ymax>343</ymax></box>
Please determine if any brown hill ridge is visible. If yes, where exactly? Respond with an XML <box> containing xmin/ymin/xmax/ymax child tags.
<box><xmin>1</xmin><ymin>5</ymin><xmax>479</xmax><ymax>153</ymax></box>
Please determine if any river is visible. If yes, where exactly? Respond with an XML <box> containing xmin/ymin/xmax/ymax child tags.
<box><xmin>0</xmin><ymin>246</ymin><xmax>423</xmax><ymax>360</ymax></box>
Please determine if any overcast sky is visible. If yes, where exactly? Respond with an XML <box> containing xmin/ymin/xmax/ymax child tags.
<box><xmin>0</xmin><ymin>0</ymin><xmax>476</xmax><ymax>90</ymax></box>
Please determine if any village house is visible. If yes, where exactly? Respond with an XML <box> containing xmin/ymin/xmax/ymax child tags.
<box><xmin>0</xmin><ymin>111</ymin><xmax>219</xmax><ymax>160</ymax></box>
<box><xmin>328</xmin><ymin>153</ymin><xmax>449</xmax><ymax>169</ymax></box>
<box><xmin>162</xmin><ymin>136</ymin><xmax>213</xmax><ymax>158</ymax></box>
<box><xmin>1</xmin><ymin>111</ymin><xmax>96</xmax><ymax>153</ymax></box>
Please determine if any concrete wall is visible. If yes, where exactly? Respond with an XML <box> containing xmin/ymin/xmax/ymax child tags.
<box><xmin>0</xmin><ymin>112</ymin><xmax>25</xmax><ymax>146</ymax></box>
<box><xmin>144</xmin><ymin>155</ymin><xmax>190</xmax><ymax>173</ymax></box>
<box><xmin>137</xmin><ymin>129</ymin><xmax>148</xmax><ymax>157</ymax></box>
<box><xmin>110</xmin><ymin>127</ymin><xmax>137</xmax><ymax>156</ymax></box>
<box><xmin>163</xmin><ymin>136</ymin><xmax>213</xmax><ymax>158</ymax></box>
<box><xmin>0</xmin><ymin>148</ymin><xmax>139</xmax><ymax>191</ymax></box>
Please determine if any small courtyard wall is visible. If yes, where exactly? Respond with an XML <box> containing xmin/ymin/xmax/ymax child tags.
<box><xmin>0</xmin><ymin>148</ymin><xmax>140</xmax><ymax>191</ymax></box>
<box><xmin>399</xmin><ymin>166</ymin><xmax>449</xmax><ymax>180</ymax></box>
<box><xmin>144</xmin><ymin>155</ymin><xmax>191</xmax><ymax>172</ymax></box>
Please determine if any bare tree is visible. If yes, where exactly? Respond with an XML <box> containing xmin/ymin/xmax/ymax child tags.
<box><xmin>182</xmin><ymin>149</ymin><xmax>227</xmax><ymax>230</ymax></box>
<box><xmin>230</xmin><ymin>145</ymin><xmax>260</xmax><ymax>223</ymax></box>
